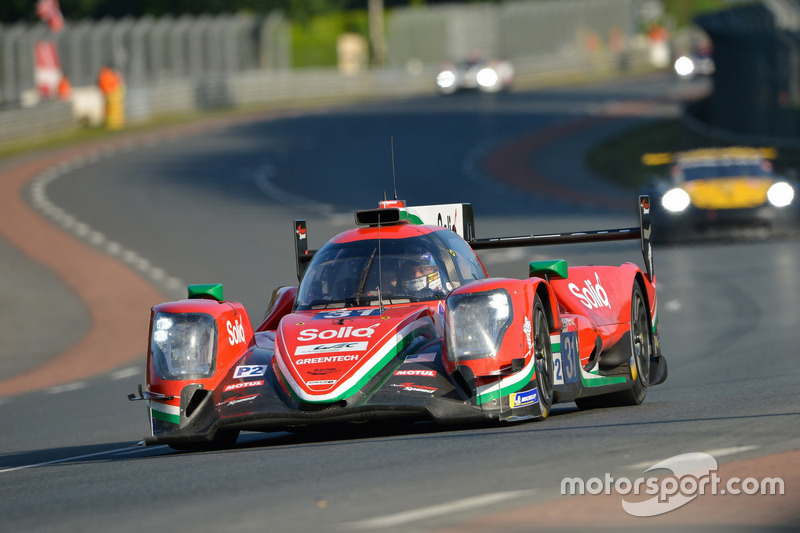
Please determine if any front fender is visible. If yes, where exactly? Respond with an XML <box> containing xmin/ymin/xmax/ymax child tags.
<box><xmin>145</xmin><ymin>298</ymin><xmax>255</xmax><ymax>431</ymax></box>
<box><xmin>442</xmin><ymin>277</ymin><xmax>557</xmax><ymax>377</ymax></box>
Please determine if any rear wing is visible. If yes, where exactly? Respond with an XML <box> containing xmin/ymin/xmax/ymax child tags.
<box><xmin>294</xmin><ymin>197</ymin><xmax>653</xmax><ymax>282</ymax></box>
<box><xmin>468</xmin><ymin>195</ymin><xmax>654</xmax><ymax>281</ymax></box>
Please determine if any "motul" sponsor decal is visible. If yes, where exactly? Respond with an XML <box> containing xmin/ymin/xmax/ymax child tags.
<box><xmin>223</xmin><ymin>380</ymin><xmax>264</xmax><ymax>392</ymax></box>
<box><xmin>394</xmin><ymin>369</ymin><xmax>436</xmax><ymax>377</ymax></box>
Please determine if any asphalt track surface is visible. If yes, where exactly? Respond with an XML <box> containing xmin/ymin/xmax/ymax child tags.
<box><xmin>1</xmin><ymin>73</ymin><xmax>798</xmax><ymax>532</ymax></box>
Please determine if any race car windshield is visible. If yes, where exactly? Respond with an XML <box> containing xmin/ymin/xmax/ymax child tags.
<box><xmin>677</xmin><ymin>159</ymin><xmax>773</xmax><ymax>181</ymax></box>
<box><xmin>296</xmin><ymin>236</ymin><xmax>455</xmax><ymax>309</ymax></box>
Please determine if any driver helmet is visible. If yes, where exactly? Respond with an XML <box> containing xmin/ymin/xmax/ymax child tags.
<box><xmin>400</xmin><ymin>253</ymin><xmax>443</xmax><ymax>294</ymax></box>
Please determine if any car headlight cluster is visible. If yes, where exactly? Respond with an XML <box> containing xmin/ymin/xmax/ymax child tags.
<box><xmin>767</xmin><ymin>181</ymin><xmax>795</xmax><ymax>207</ymax></box>
<box><xmin>661</xmin><ymin>187</ymin><xmax>692</xmax><ymax>213</ymax></box>
<box><xmin>446</xmin><ymin>289</ymin><xmax>513</xmax><ymax>361</ymax></box>
<box><xmin>151</xmin><ymin>312</ymin><xmax>218</xmax><ymax>380</ymax></box>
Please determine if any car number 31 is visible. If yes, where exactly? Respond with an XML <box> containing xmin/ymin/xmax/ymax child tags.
<box><xmin>554</xmin><ymin>331</ymin><xmax>579</xmax><ymax>385</ymax></box>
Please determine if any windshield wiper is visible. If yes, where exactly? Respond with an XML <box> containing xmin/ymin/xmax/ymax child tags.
<box><xmin>354</xmin><ymin>248</ymin><xmax>377</xmax><ymax>306</ymax></box>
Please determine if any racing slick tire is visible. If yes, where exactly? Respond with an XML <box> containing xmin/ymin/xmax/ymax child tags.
<box><xmin>575</xmin><ymin>283</ymin><xmax>651</xmax><ymax>409</ymax></box>
<box><xmin>168</xmin><ymin>429</ymin><xmax>240</xmax><ymax>452</ymax></box>
<box><xmin>533</xmin><ymin>297</ymin><xmax>554</xmax><ymax>418</ymax></box>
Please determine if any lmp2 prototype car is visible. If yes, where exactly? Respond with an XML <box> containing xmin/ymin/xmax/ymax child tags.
<box><xmin>640</xmin><ymin>147</ymin><xmax>800</xmax><ymax>243</ymax></box>
<box><xmin>130</xmin><ymin>197</ymin><xmax>667</xmax><ymax>450</ymax></box>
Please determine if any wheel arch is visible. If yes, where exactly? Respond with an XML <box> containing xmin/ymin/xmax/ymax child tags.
<box><xmin>534</xmin><ymin>280</ymin><xmax>559</xmax><ymax>332</ymax></box>
<box><xmin>633</xmin><ymin>270</ymin><xmax>660</xmax><ymax>360</ymax></box>
<box><xmin>615</xmin><ymin>264</ymin><xmax>653</xmax><ymax>329</ymax></box>
<box><xmin>634</xmin><ymin>272</ymin><xmax>650</xmax><ymax>311</ymax></box>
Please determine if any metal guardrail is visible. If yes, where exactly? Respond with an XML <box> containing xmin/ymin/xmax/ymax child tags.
<box><xmin>0</xmin><ymin>100</ymin><xmax>75</xmax><ymax>147</ymax></box>
<box><xmin>0</xmin><ymin>45</ymin><xmax>654</xmax><ymax>151</ymax></box>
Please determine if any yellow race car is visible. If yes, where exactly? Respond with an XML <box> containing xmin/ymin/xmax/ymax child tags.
<box><xmin>640</xmin><ymin>147</ymin><xmax>799</xmax><ymax>243</ymax></box>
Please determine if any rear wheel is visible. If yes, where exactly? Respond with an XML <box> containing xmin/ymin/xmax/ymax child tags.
<box><xmin>575</xmin><ymin>282</ymin><xmax>651</xmax><ymax>409</ymax></box>
<box><xmin>613</xmin><ymin>283</ymin><xmax>651</xmax><ymax>405</ymax></box>
<box><xmin>532</xmin><ymin>298</ymin><xmax>554</xmax><ymax>418</ymax></box>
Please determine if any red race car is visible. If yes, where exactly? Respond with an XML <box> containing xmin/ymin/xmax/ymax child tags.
<box><xmin>130</xmin><ymin>197</ymin><xmax>667</xmax><ymax>450</ymax></box>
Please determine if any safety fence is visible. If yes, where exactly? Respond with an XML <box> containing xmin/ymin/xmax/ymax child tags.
<box><xmin>0</xmin><ymin>12</ymin><xmax>289</xmax><ymax>106</ymax></box>
<box><xmin>1</xmin><ymin>0</ymin><xmax>659</xmax><ymax>148</ymax></box>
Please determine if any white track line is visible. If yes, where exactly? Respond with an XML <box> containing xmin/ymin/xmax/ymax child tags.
<box><xmin>111</xmin><ymin>366</ymin><xmax>141</xmax><ymax>380</ymax></box>
<box><xmin>341</xmin><ymin>489</ymin><xmax>536</xmax><ymax>530</ymax></box>
<box><xmin>252</xmin><ymin>159</ymin><xmax>339</xmax><ymax>216</ymax></box>
<box><xmin>111</xmin><ymin>446</ymin><xmax>168</xmax><ymax>456</ymax></box>
<box><xmin>28</xmin><ymin>149</ymin><xmax>186</xmax><ymax>300</ymax></box>
<box><xmin>46</xmin><ymin>381</ymin><xmax>87</xmax><ymax>394</ymax></box>
<box><xmin>0</xmin><ymin>445</ymin><xmax>158</xmax><ymax>474</ymax></box>
<box><xmin>626</xmin><ymin>445</ymin><xmax>759</xmax><ymax>470</ymax></box>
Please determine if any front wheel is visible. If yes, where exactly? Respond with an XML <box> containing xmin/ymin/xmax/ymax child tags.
<box><xmin>532</xmin><ymin>297</ymin><xmax>554</xmax><ymax>418</ymax></box>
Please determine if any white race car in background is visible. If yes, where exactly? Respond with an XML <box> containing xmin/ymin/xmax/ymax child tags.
<box><xmin>673</xmin><ymin>44</ymin><xmax>714</xmax><ymax>80</ymax></box>
<box><xmin>435</xmin><ymin>58</ymin><xmax>514</xmax><ymax>95</ymax></box>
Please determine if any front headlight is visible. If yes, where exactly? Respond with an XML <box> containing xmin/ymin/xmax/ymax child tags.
<box><xmin>446</xmin><ymin>289</ymin><xmax>513</xmax><ymax>361</ymax></box>
<box><xmin>767</xmin><ymin>181</ymin><xmax>795</xmax><ymax>207</ymax></box>
<box><xmin>476</xmin><ymin>67</ymin><xmax>499</xmax><ymax>88</ymax></box>
<box><xmin>674</xmin><ymin>55</ymin><xmax>695</xmax><ymax>77</ymax></box>
<box><xmin>662</xmin><ymin>187</ymin><xmax>691</xmax><ymax>213</ymax></box>
<box><xmin>436</xmin><ymin>70</ymin><xmax>456</xmax><ymax>89</ymax></box>
<box><xmin>151</xmin><ymin>312</ymin><xmax>218</xmax><ymax>380</ymax></box>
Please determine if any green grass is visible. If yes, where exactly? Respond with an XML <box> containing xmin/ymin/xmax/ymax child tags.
<box><xmin>291</xmin><ymin>10</ymin><xmax>369</xmax><ymax>68</ymax></box>
<box><xmin>0</xmin><ymin>111</ymin><xmax>224</xmax><ymax>161</ymax></box>
<box><xmin>585</xmin><ymin>118</ymin><xmax>688</xmax><ymax>190</ymax></box>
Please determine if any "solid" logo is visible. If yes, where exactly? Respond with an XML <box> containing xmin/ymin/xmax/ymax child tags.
<box><xmin>227</xmin><ymin>318</ymin><xmax>246</xmax><ymax>345</ymax></box>
<box><xmin>568</xmin><ymin>273</ymin><xmax>610</xmax><ymax>309</ymax></box>
<box><xmin>298</xmin><ymin>325</ymin><xmax>378</xmax><ymax>341</ymax></box>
